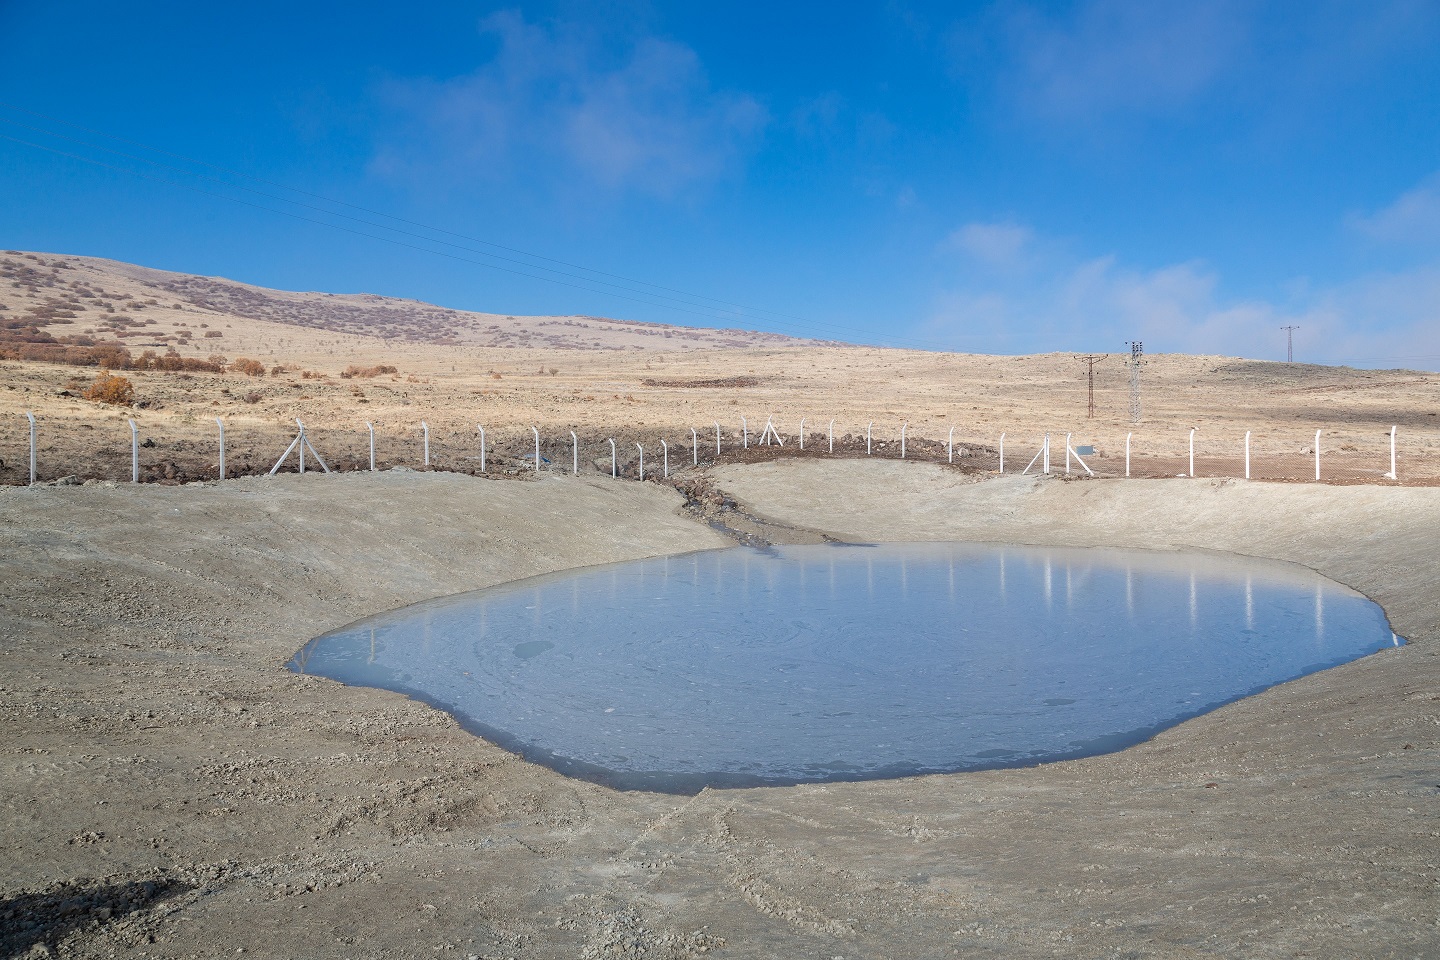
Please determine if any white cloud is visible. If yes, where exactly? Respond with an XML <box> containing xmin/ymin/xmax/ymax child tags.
<box><xmin>371</xmin><ymin>12</ymin><xmax>767</xmax><ymax>197</ymax></box>
<box><xmin>947</xmin><ymin>221</ymin><xmax>1033</xmax><ymax>267</ymax></box>
<box><xmin>1349</xmin><ymin>173</ymin><xmax>1440</xmax><ymax>245</ymax></box>
<box><xmin>924</xmin><ymin>227</ymin><xmax>1440</xmax><ymax>366</ymax></box>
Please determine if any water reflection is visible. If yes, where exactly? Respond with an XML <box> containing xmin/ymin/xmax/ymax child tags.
<box><xmin>293</xmin><ymin>542</ymin><xmax>1401</xmax><ymax>794</ymax></box>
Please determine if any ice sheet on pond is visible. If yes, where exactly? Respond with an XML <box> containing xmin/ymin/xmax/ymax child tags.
<box><xmin>291</xmin><ymin>542</ymin><xmax>1400</xmax><ymax>793</ymax></box>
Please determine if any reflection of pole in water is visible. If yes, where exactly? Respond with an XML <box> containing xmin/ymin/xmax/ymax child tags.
<box><xmin>948</xmin><ymin>555</ymin><xmax>955</xmax><ymax>602</ymax></box>
<box><xmin>1065</xmin><ymin>562</ymin><xmax>1073</xmax><ymax>611</ymax></box>
<box><xmin>1043</xmin><ymin>555</ymin><xmax>1052</xmax><ymax>609</ymax></box>
<box><xmin>1188</xmin><ymin>571</ymin><xmax>1197</xmax><ymax>630</ymax></box>
<box><xmin>369</xmin><ymin>626</ymin><xmax>376</xmax><ymax>664</ymax></box>
<box><xmin>1315</xmin><ymin>583</ymin><xmax>1325</xmax><ymax>641</ymax></box>
<box><xmin>423</xmin><ymin>610</ymin><xmax>433</xmax><ymax>652</ymax></box>
<box><xmin>828</xmin><ymin>554</ymin><xmax>836</xmax><ymax>601</ymax></box>
<box><xmin>999</xmin><ymin>551</ymin><xmax>1007</xmax><ymax>604</ymax></box>
<box><xmin>1245</xmin><ymin>573</ymin><xmax>1254</xmax><ymax>631</ymax></box>
<box><xmin>1125</xmin><ymin>562</ymin><xmax>1134</xmax><ymax>619</ymax></box>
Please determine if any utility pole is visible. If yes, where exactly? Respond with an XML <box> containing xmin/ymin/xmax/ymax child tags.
<box><xmin>1124</xmin><ymin>341</ymin><xmax>1144</xmax><ymax>424</ymax></box>
<box><xmin>1281</xmin><ymin>325</ymin><xmax>1299</xmax><ymax>363</ymax></box>
<box><xmin>1075</xmin><ymin>354</ymin><xmax>1106</xmax><ymax>418</ymax></box>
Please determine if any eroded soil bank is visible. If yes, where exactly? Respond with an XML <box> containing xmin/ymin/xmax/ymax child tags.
<box><xmin>2</xmin><ymin>464</ymin><xmax>1436</xmax><ymax>959</ymax></box>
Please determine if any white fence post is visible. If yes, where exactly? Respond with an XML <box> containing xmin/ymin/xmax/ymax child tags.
<box><xmin>129</xmin><ymin>419</ymin><xmax>139</xmax><ymax>483</ymax></box>
<box><xmin>1065</xmin><ymin>432</ymin><xmax>1072</xmax><ymax>475</ymax></box>
<box><xmin>1388</xmin><ymin>425</ymin><xmax>1397</xmax><ymax>480</ymax></box>
<box><xmin>740</xmin><ymin>415</ymin><xmax>748</xmax><ymax>449</ymax></box>
<box><xmin>1125</xmin><ymin>432</ymin><xmax>1132</xmax><ymax>478</ymax></box>
<box><xmin>215</xmin><ymin>417</ymin><xmax>225</xmax><ymax>480</ymax></box>
<box><xmin>661</xmin><ymin>439</ymin><xmax>669</xmax><ymax>478</ymax></box>
<box><xmin>532</xmin><ymin>425</ymin><xmax>540</xmax><ymax>474</ymax></box>
<box><xmin>691</xmin><ymin>427</ymin><xmax>698</xmax><ymax>465</ymax></box>
<box><xmin>636</xmin><ymin>442</ymin><xmax>644</xmax><ymax>481</ymax></box>
<box><xmin>421</xmin><ymin>421</ymin><xmax>430</xmax><ymax>468</ymax></box>
<box><xmin>713</xmin><ymin>421</ymin><xmax>721</xmax><ymax>457</ymax></box>
<box><xmin>901</xmin><ymin>421</ymin><xmax>907</xmax><ymax>459</ymax></box>
<box><xmin>25</xmin><ymin>412</ymin><xmax>35</xmax><ymax>486</ymax></box>
<box><xmin>571</xmin><ymin>430</ymin><xmax>578</xmax><ymax>476</ymax></box>
<box><xmin>799</xmin><ymin>417</ymin><xmax>806</xmax><ymax>450</ymax></box>
<box><xmin>1314</xmin><ymin>429</ymin><xmax>1321</xmax><ymax>481</ymax></box>
<box><xmin>609</xmin><ymin>438</ymin><xmax>617</xmax><ymax>478</ymax></box>
<box><xmin>1043</xmin><ymin>433</ymin><xmax>1050</xmax><ymax>475</ymax></box>
<box><xmin>948</xmin><ymin>425</ymin><xmax>955</xmax><ymax>464</ymax></box>
<box><xmin>1244</xmin><ymin>430</ymin><xmax>1251</xmax><ymax>480</ymax></box>
<box><xmin>828</xmin><ymin>418</ymin><xmax>835</xmax><ymax>453</ymax></box>
<box><xmin>477</xmin><ymin>425</ymin><xmax>486</xmax><ymax>473</ymax></box>
<box><xmin>367</xmin><ymin>422</ymin><xmax>376</xmax><ymax>472</ymax></box>
<box><xmin>866</xmin><ymin>422</ymin><xmax>872</xmax><ymax>455</ymax></box>
<box><xmin>1189</xmin><ymin>428</ymin><xmax>1196</xmax><ymax>478</ymax></box>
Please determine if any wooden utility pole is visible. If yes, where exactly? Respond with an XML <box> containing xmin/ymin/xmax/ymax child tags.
<box><xmin>1075</xmin><ymin>354</ymin><xmax>1107</xmax><ymax>419</ymax></box>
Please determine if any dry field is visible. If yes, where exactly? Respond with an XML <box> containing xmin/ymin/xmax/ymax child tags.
<box><xmin>2</xmin><ymin>251</ymin><xmax>1438</xmax><ymax>486</ymax></box>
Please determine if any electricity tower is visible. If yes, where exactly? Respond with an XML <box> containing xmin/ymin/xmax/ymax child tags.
<box><xmin>1075</xmin><ymin>354</ymin><xmax>1107</xmax><ymax>418</ymax></box>
<box><xmin>1124</xmin><ymin>341</ymin><xmax>1144</xmax><ymax>424</ymax></box>
<box><xmin>1281</xmin><ymin>325</ymin><xmax>1299</xmax><ymax>363</ymax></box>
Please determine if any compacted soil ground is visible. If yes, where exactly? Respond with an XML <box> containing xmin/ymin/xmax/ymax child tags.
<box><xmin>1</xmin><ymin>460</ymin><xmax>1437</xmax><ymax>959</ymax></box>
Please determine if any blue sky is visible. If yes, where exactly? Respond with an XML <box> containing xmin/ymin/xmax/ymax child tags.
<box><xmin>2</xmin><ymin>1</ymin><xmax>1439</xmax><ymax>366</ymax></box>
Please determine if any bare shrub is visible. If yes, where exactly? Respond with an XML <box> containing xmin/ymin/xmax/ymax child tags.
<box><xmin>340</xmin><ymin>364</ymin><xmax>398</xmax><ymax>379</ymax></box>
<box><xmin>203</xmin><ymin>330</ymin><xmax>223</xmax><ymax>338</ymax></box>
<box><xmin>230</xmin><ymin>357</ymin><xmax>266</xmax><ymax>377</ymax></box>
<box><xmin>82</xmin><ymin>372</ymin><xmax>135</xmax><ymax>405</ymax></box>
<box><xmin>242</xmin><ymin>391</ymin><xmax>262</xmax><ymax>404</ymax></box>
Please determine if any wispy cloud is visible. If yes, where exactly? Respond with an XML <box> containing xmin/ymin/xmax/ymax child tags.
<box><xmin>371</xmin><ymin>12</ymin><xmax>767</xmax><ymax>197</ymax></box>
<box><xmin>924</xmin><ymin>221</ymin><xmax>1440</xmax><ymax>366</ymax></box>
<box><xmin>951</xmin><ymin>0</ymin><xmax>1249</xmax><ymax>122</ymax></box>
<box><xmin>1349</xmin><ymin>172</ymin><xmax>1440</xmax><ymax>246</ymax></box>
<box><xmin>946</xmin><ymin>220</ymin><xmax>1033</xmax><ymax>268</ymax></box>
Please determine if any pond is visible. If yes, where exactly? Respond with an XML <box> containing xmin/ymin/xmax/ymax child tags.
<box><xmin>291</xmin><ymin>543</ymin><xmax>1401</xmax><ymax>793</ymax></box>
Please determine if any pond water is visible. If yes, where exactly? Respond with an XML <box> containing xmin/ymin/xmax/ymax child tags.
<box><xmin>291</xmin><ymin>543</ymin><xmax>1401</xmax><ymax>793</ymax></box>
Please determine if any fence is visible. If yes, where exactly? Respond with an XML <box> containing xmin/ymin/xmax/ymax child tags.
<box><xmin>1</xmin><ymin>411</ymin><xmax>1422</xmax><ymax>487</ymax></box>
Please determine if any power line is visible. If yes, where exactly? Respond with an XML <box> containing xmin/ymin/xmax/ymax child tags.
<box><xmin>1074</xmin><ymin>354</ymin><xmax>1106</xmax><ymax>419</ymax></box>
<box><xmin>0</xmin><ymin>103</ymin><xmax>960</xmax><ymax>351</ymax></box>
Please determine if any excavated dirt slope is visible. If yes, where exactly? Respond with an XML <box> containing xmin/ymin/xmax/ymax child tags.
<box><xmin>2</xmin><ymin>463</ymin><xmax>1436</xmax><ymax>959</ymax></box>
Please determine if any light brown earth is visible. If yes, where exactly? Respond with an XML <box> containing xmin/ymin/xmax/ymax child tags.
<box><xmin>3</xmin><ymin>251</ymin><xmax>1439</xmax><ymax>488</ymax></box>
<box><xmin>2</xmin><ymin>462</ymin><xmax>1437</xmax><ymax>959</ymax></box>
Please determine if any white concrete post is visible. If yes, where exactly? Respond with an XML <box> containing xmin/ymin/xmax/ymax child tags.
<box><xmin>477</xmin><ymin>426</ymin><xmax>486</xmax><ymax>473</ymax></box>
<box><xmin>948</xmin><ymin>425</ymin><xmax>955</xmax><ymax>464</ymax></box>
<box><xmin>1388</xmin><ymin>425</ymin><xmax>1397</xmax><ymax>480</ymax></box>
<box><xmin>1314</xmin><ymin>429</ymin><xmax>1321</xmax><ymax>481</ymax></box>
<box><xmin>741</xmin><ymin>416</ymin><xmax>748</xmax><ymax>449</ymax></box>
<box><xmin>421</xmin><ymin>421</ymin><xmax>430</xmax><ymax>468</ymax></box>
<box><xmin>129</xmin><ymin>419</ymin><xmax>139</xmax><ymax>483</ymax></box>
<box><xmin>1189</xmin><ymin>428</ymin><xmax>1196</xmax><ymax>478</ymax></box>
<box><xmin>609</xmin><ymin>438</ymin><xmax>617</xmax><ymax>478</ymax></box>
<box><xmin>901</xmin><ymin>421</ymin><xmax>907</xmax><ymax>459</ymax></box>
<box><xmin>1042</xmin><ymin>433</ymin><xmax>1050</xmax><ymax>475</ymax></box>
<box><xmin>1125</xmin><ymin>432</ymin><xmax>1132</xmax><ymax>478</ymax></box>
<box><xmin>999</xmin><ymin>432</ymin><xmax>1005</xmax><ymax>474</ymax></box>
<box><xmin>828</xmin><ymin>418</ymin><xmax>835</xmax><ymax>453</ymax></box>
<box><xmin>367</xmin><ymin>422</ymin><xmax>375</xmax><ymax>472</ymax></box>
<box><xmin>866</xmin><ymin>422</ymin><xmax>872</xmax><ymax>455</ymax></box>
<box><xmin>571</xmin><ymin>430</ymin><xmax>578</xmax><ymax>476</ymax></box>
<box><xmin>799</xmin><ymin>417</ymin><xmax>806</xmax><ymax>450</ymax></box>
<box><xmin>25</xmin><ymin>412</ymin><xmax>35</xmax><ymax>486</ymax></box>
<box><xmin>713</xmin><ymin>421</ymin><xmax>721</xmax><ymax>456</ymax></box>
<box><xmin>532</xmin><ymin>425</ymin><xmax>540</xmax><ymax>473</ymax></box>
<box><xmin>691</xmin><ymin>426</ymin><xmax>699</xmax><ymax>465</ymax></box>
<box><xmin>215</xmin><ymin>417</ymin><xmax>225</xmax><ymax>480</ymax></box>
<box><xmin>661</xmin><ymin>439</ymin><xmax>669</xmax><ymax>478</ymax></box>
<box><xmin>1065</xmin><ymin>432</ymin><xmax>1072</xmax><ymax>475</ymax></box>
<box><xmin>636</xmin><ymin>442</ymin><xmax>644</xmax><ymax>481</ymax></box>
<box><xmin>298</xmin><ymin>420</ymin><xmax>306</xmax><ymax>474</ymax></box>
<box><xmin>1244</xmin><ymin>431</ymin><xmax>1251</xmax><ymax>480</ymax></box>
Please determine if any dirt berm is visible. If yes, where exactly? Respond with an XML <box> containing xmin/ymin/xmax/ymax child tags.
<box><xmin>1</xmin><ymin>461</ymin><xmax>1436</xmax><ymax>959</ymax></box>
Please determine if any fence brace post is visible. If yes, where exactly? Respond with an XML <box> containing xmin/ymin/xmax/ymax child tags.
<box><xmin>129</xmin><ymin>419</ymin><xmax>139</xmax><ymax>483</ymax></box>
<box><xmin>215</xmin><ymin>418</ymin><xmax>225</xmax><ymax>480</ymax></box>
<box><xmin>571</xmin><ymin>430</ymin><xmax>578</xmax><ymax>476</ymax></box>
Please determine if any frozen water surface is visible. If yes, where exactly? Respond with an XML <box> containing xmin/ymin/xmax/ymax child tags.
<box><xmin>291</xmin><ymin>543</ymin><xmax>1401</xmax><ymax>793</ymax></box>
